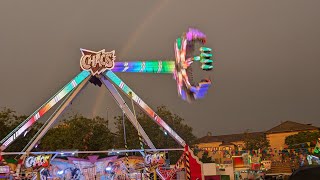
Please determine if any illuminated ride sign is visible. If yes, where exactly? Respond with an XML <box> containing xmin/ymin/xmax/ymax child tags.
<box><xmin>25</xmin><ymin>155</ymin><xmax>51</xmax><ymax>169</ymax></box>
<box><xmin>144</xmin><ymin>152</ymin><xmax>166</xmax><ymax>166</ymax></box>
<box><xmin>80</xmin><ymin>49</ymin><xmax>116</xmax><ymax>75</ymax></box>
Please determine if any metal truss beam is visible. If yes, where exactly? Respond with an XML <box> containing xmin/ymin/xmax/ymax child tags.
<box><xmin>100</xmin><ymin>75</ymin><xmax>156</xmax><ymax>149</ymax></box>
<box><xmin>104</xmin><ymin>71</ymin><xmax>186</xmax><ymax>147</ymax></box>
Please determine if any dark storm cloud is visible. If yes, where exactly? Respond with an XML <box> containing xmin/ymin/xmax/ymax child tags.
<box><xmin>0</xmin><ymin>0</ymin><xmax>319</xmax><ymax>137</ymax></box>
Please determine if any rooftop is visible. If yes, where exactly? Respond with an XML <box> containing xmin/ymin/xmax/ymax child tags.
<box><xmin>197</xmin><ymin>121</ymin><xmax>319</xmax><ymax>144</ymax></box>
<box><xmin>197</xmin><ymin>132</ymin><xmax>264</xmax><ymax>144</ymax></box>
<box><xmin>266</xmin><ymin>121</ymin><xmax>318</xmax><ymax>134</ymax></box>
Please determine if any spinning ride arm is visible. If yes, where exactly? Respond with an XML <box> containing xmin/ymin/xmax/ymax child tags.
<box><xmin>104</xmin><ymin>71</ymin><xmax>186</xmax><ymax>147</ymax></box>
<box><xmin>112</xmin><ymin>28</ymin><xmax>214</xmax><ymax>102</ymax></box>
<box><xmin>0</xmin><ymin>70</ymin><xmax>91</xmax><ymax>151</ymax></box>
<box><xmin>112</xmin><ymin>61</ymin><xmax>175</xmax><ymax>73</ymax></box>
<box><xmin>102</xmin><ymin>28</ymin><xmax>213</xmax><ymax>147</ymax></box>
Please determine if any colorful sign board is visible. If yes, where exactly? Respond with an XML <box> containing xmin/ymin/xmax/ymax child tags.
<box><xmin>0</xmin><ymin>166</ymin><xmax>10</xmax><ymax>174</ymax></box>
<box><xmin>25</xmin><ymin>155</ymin><xmax>51</xmax><ymax>169</ymax></box>
<box><xmin>144</xmin><ymin>152</ymin><xmax>166</xmax><ymax>166</ymax></box>
<box><xmin>80</xmin><ymin>49</ymin><xmax>116</xmax><ymax>75</ymax></box>
<box><xmin>48</xmin><ymin>156</ymin><xmax>144</xmax><ymax>179</ymax></box>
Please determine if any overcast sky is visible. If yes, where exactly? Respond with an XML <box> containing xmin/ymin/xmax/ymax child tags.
<box><xmin>0</xmin><ymin>0</ymin><xmax>319</xmax><ymax>137</ymax></box>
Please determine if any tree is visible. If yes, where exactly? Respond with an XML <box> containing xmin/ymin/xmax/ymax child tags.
<box><xmin>114</xmin><ymin>105</ymin><xmax>197</xmax><ymax>163</ymax></box>
<box><xmin>243</xmin><ymin>132</ymin><xmax>270</xmax><ymax>150</ymax></box>
<box><xmin>285</xmin><ymin>131</ymin><xmax>320</xmax><ymax>148</ymax></box>
<box><xmin>0</xmin><ymin>107</ymin><xmax>42</xmax><ymax>152</ymax></box>
<box><xmin>0</xmin><ymin>108</ymin><xmax>23</xmax><ymax>139</ymax></box>
<box><xmin>40</xmin><ymin>115</ymin><xmax>115</xmax><ymax>151</ymax></box>
<box><xmin>200</xmin><ymin>151</ymin><xmax>214</xmax><ymax>163</ymax></box>
<box><xmin>1</xmin><ymin>105</ymin><xmax>197</xmax><ymax>164</ymax></box>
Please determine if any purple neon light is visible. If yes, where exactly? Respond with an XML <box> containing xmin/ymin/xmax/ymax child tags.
<box><xmin>186</xmin><ymin>28</ymin><xmax>206</xmax><ymax>41</ymax></box>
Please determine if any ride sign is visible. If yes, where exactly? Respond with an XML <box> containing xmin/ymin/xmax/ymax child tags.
<box><xmin>80</xmin><ymin>48</ymin><xmax>116</xmax><ymax>75</ymax></box>
<box><xmin>144</xmin><ymin>152</ymin><xmax>166</xmax><ymax>166</ymax></box>
<box><xmin>25</xmin><ymin>155</ymin><xmax>51</xmax><ymax>169</ymax></box>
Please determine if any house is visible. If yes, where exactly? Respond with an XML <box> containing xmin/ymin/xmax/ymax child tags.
<box><xmin>196</xmin><ymin>121</ymin><xmax>319</xmax><ymax>151</ymax></box>
<box><xmin>196</xmin><ymin>121</ymin><xmax>319</xmax><ymax>176</ymax></box>
<box><xmin>266</xmin><ymin>121</ymin><xmax>319</xmax><ymax>149</ymax></box>
<box><xmin>197</xmin><ymin>132</ymin><xmax>264</xmax><ymax>151</ymax></box>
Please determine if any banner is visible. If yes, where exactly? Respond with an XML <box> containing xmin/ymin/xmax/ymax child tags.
<box><xmin>144</xmin><ymin>152</ymin><xmax>166</xmax><ymax>166</ymax></box>
<box><xmin>25</xmin><ymin>155</ymin><xmax>51</xmax><ymax>169</ymax></box>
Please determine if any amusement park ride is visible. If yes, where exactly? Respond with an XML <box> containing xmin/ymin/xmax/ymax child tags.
<box><xmin>0</xmin><ymin>28</ymin><xmax>214</xmax><ymax>180</ymax></box>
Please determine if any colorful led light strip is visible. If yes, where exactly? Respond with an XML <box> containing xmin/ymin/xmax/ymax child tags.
<box><xmin>104</xmin><ymin>70</ymin><xmax>186</xmax><ymax>147</ymax></box>
<box><xmin>0</xmin><ymin>70</ymin><xmax>91</xmax><ymax>150</ymax></box>
<box><xmin>112</xmin><ymin>61</ymin><xmax>175</xmax><ymax>73</ymax></box>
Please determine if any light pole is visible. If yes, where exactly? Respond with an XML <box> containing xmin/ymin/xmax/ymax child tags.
<box><xmin>106</xmin><ymin>107</ymin><xmax>109</xmax><ymax>128</ymax></box>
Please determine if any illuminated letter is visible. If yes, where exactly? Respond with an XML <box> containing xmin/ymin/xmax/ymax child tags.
<box><xmin>81</xmin><ymin>55</ymin><xmax>91</xmax><ymax>69</ymax></box>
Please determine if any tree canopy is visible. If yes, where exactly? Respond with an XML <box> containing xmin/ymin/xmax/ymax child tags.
<box><xmin>243</xmin><ymin>132</ymin><xmax>270</xmax><ymax>150</ymax></box>
<box><xmin>285</xmin><ymin>131</ymin><xmax>320</xmax><ymax>148</ymax></box>
<box><xmin>0</xmin><ymin>108</ymin><xmax>44</xmax><ymax>152</ymax></box>
<box><xmin>40</xmin><ymin>115</ymin><xmax>114</xmax><ymax>151</ymax></box>
<box><xmin>200</xmin><ymin>151</ymin><xmax>214</xmax><ymax>163</ymax></box>
<box><xmin>1</xmin><ymin>106</ymin><xmax>196</xmax><ymax>163</ymax></box>
<box><xmin>114</xmin><ymin>105</ymin><xmax>196</xmax><ymax>162</ymax></box>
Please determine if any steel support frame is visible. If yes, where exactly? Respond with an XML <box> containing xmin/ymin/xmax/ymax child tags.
<box><xmin>0</xmin><ymin>70</ymin><xmax>91</xmax><ymax>151</ymax></box>
<box><xmin>15</xmin><ymin>76</ymin><xmax>90</xmax><ymax>176</ymax></box>
<box><xmin>100</xmin><ymin>75</ymin><xmax>155</xmax><ymax>150</ymax></box>
<box><xmin>22</xmin><ymin>77</ymin><xmax>89</xmax><ymax>153</ymax></box>
<box><xmin>104</xmin><ymin>71</ymin><xmax>186</xmax><ymax>147</ymax></box>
